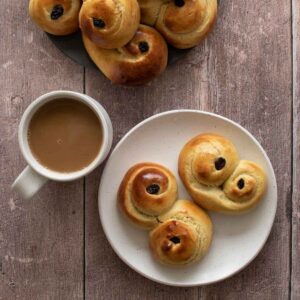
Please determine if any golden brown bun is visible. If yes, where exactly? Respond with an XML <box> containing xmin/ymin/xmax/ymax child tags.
<box><xmin>178</xmin><ymin>134</ymin><xmax>267</xmax><ymax>214</ymax></box>
<box><xmin>29</xmin><ymin>0</ymin><xmax>81</xmax><ymax>35</ymax></box>
<box><xmin>79</xmin><ymin>0</ymin><xmax>140</xmax><ymax>49</ymax></box>
<box><xmin>118</xmin><ymin>163</ymin><xmax>178</xmax><ymax>230</ymax></box>
<box><xmin>150</xmin><ymin>200</ymin><xmax>213</xmax><ymax>265</ymax></box>
<box><xmin>82</xmin><ymin>25</ymin><xmax>168</xmax><ymax>86</ymax></box>
<box><xmin>138</xmin><ymin>0</ymin><xmax>217</xmax><ymax>49</ymax></box>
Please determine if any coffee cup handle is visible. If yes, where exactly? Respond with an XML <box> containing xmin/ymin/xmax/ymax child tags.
<box><xmin>12</xmin><ymin>166</ymin><xmax>48</xmax><ymax>199</ymax></box>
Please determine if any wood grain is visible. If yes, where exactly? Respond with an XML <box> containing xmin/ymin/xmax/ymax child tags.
<box><xmin>0</xmin><ymin>0</ymin><xmax>294</xmax><ymax>299</ymax></box>
<box><xmin>0</xmin><ymin>1</ymin><xmax>84</xmax><ymax>299</ymax></box>
<box><xmin>200</xmin><ymin>2</ymin><xmax>292</xmax><ymax>298</ymax></box>
<box><xmin>85</xmin><ymin>0</ymin><xmax>292</xmax><ymax>299</ymax></box>
<box><xmin>292</xmin><ymin>0</ymin><xmax>300</xmax><ymax>299</ymax></box>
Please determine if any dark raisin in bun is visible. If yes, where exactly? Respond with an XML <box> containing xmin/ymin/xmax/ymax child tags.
<box><xmin>29</xmin><ymin>0</ymin><xmax>81</xmax><ymax>35</ymax></box>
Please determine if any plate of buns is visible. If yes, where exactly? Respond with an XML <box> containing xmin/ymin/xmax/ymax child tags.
<box><xmin>98</xmin><ymin>110</ymin><xmax>277</xmax><ymax>286</ymax></box>
<box><xmin>28</xmin><ymin>0</ymin><xmax>217</xmax><ymax>86</ymax></box>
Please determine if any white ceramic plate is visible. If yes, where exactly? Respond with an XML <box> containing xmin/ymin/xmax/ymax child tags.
<box><xmin>98</xmin><ymin>110</ymin><xmax>277</xmax><ymax>286</ymax></box>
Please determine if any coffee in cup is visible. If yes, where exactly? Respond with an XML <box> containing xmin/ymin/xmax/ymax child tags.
<box><xmin>28</xmin><ymin>99</ymin><xmax>103</xmax><ymax>173</ymax></box>
<box><xmin>12</xmin><ymin>91</ymin><xmax>113</xmax><ymax>199</ymax></box>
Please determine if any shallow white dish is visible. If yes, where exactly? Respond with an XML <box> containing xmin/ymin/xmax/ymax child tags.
<box><xmin>98</xmin><ymin>110</ymin><xmax>277</xmax><ymax>286</ymax></box>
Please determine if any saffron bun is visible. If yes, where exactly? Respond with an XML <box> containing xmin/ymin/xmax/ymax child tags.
<box><xmin>178</xmin><ymin>133</ymin><xmax>267</xmax><ymax>214</ymax></box>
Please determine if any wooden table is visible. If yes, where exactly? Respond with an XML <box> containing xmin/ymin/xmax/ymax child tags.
<box><xmin>0</xmin><ymin>0</ymin><xmax>299</xmax><ymax>299</ymax></box>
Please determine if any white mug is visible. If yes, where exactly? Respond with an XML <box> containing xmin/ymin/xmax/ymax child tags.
<box><xmin>12</xmin><ymin>91</ymin><xmax>113</xmax><ymax>199</ymax></box>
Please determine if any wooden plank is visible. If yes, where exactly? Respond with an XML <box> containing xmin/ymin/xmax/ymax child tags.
<box><xmin>201</xmin><ymin>1</ymin><xmax>291</xmax><ymax>298</ymax></box>
<box><xmin>292</xmin><ymin>0</ymin><xmax>300</xmax><ymax>298</ymax></box>
<box><xmin>84</xmin><ymin>69</ymin><xmax>200</xmax><ymax>300</ymax></box>
<box><xmin>0</xmin><ymin>1</ymin><xmax>84</xmax><ymax>299</ymax></box>
<box><xmin>85</xmin><ymin>1</ymin><xmax>292</xmax><ymax>299</ymax></box>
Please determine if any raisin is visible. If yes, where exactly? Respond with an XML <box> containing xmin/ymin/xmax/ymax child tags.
<box><xmin>215</xmin><ymin>157</ymin><xmax>226</xmax><ymax>170</ymax></box>
<box><xmin>174</xmin><ymin>0</ymin><xmax>185</xmax><ymax>7</ymax></box>
<box><xmin>146</xmin><ymin>184</ymin><xmax>160</xmax><ymax>195</ymax></box>
<box><xmin>93</xmin><ymin>18</ymin><xmax>105</xmax><ymax>28</ymax></box>
<box><xmin>139</xmin><ymin>41</ymin><xmax>149</xmax><ymax>53</ymax></box>
<box><xmin>51</xmin><ymin>5</ymin><xmax>64</xmax><ymax>20</ymax></box>
<box><xmin>237</xmin><ymin>178</ymin><xmax>245</xmax><ymax>189</ymax></box>
<box><xmin>170</xmin><ymin>236</ymin><xmax>180</xmax><ymax>244</ymax></box>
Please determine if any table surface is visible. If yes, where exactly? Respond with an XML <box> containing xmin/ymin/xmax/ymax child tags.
<box><xmin>0</xmin><ymin>1</ymin><xmax>299</xmax><ymax>299</ymax></box>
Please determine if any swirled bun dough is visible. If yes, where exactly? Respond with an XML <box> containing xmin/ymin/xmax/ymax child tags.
<box><xmin>149</xmin><ymin>200</ymin><xmax>213</xmax><ymax>265</ymax></box>
<box><xmin>138</xmin><ymin>0</ymin><xmax>217</xmax><ymax>49</ymax></box>
<box><xmin>79</xmin><ymin>0</ymin><xmax>140</xmax><ymax>49</ymax></box>
<box><xmin>82</xmin><ymin>25</ymin><xmax>168</xmax><ymax>86</ymax></box>
<box><xmin>29</xmin><ymin>0</ymin><xmax>81</xmax><ymax>35</ymax></box>
<box><xmin>223</xmin><ymin>160</ymin><xmax>266</xmax><ymax>205</ymax></box>
<box><xmin>178</xmin><ymin>133</ymin><xmax>267</xmax><ymax>214</ymax></box>
<box><xmin>118</xmin><ymin>163</ymin><xmax>178</xmax><ymax>230</ymax></box>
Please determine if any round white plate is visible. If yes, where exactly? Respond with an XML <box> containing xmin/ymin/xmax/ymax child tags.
<box><xmin>98</xmin><ymin>110</ymin><xmax>277</xmax><ymax>286</ymax></box>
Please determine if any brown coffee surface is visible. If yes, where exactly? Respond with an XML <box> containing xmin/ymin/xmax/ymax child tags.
<box><xmin>28</xmin><ymin>99</ymin><xmax>102</xmax><ymax>173</ymax></box>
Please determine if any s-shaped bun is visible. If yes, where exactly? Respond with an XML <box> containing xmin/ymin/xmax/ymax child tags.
<box><xmin>178</xmin><ymin>133</ymin><xmax>267</xmax><ymax>213</ymax></box>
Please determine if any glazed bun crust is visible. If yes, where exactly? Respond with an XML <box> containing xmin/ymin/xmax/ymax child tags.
<box><xmin>138</xmin><ymin>0</ymin><xmax>162</xmax><ymax>26</ymax></box>
<box><xmin>29</xmin><ymin>0</ymin><xmax>81</xmax><ymax>35</ymax></box>
<box><xmin>82</xmin><ymin>25</ymin><xmax>168</xmax><ymax>86</ymax></box>
<box><xmin>150</xmin><ymin>220</ymin><xmax>199</xmax><ymax>264</ymax></box>
<box><xmin>118</xmin><ymin>163</ymin><xmax>178</xmax><ymax>229</ymax></box>
<box><xmin>179</xmin><ymin>133</ymin><xmax>267</xmax><ymax>214</ymax></box>
<box><xmin>138</xmin><ymin>0</ymin><xmax>217</xmax><ymax>49</ymax></box>
<box><xmin>150</xmin><ymin>200</ymin><xmax>213</xmax><ymax>265</ymax></box>
<box><xmin>79</xmin><ymin>0</ymin><xmax>140</xmax><ymax>49</ymax></box>
<box><xmin>181</xmin><ymin>133</ymin><xmax>239</xmax><ymax>186</ymax></box>
<box><xmin>223</xmin><ymin>160</ymin><xmax>266</xmax><ymax>205</ymax></box>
